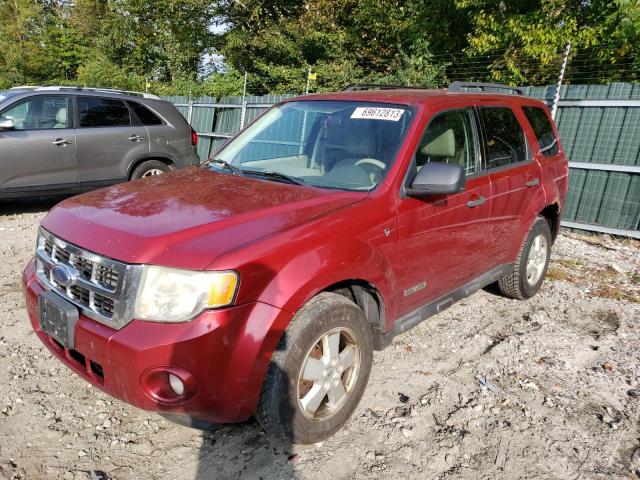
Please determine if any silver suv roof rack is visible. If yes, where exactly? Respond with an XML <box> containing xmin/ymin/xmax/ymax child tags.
<box><xmin>9</xmin><ymin>85</ymin><xmax>160</xmax><ymax>100</ymax></box>
<box><xmin>448</xmin><ymin>81</ymin><xmax>524</xmax><ymax>96</ymax></box>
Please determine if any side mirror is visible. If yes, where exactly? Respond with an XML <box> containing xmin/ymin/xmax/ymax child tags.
<box><xmin>0</xmin><ymin>117</ymin><xmax>14</xmax><ymax>131</ymax></box>
<box><xmin>406</xmin><ymin>162</ymin><xmax>466</xmax><ymax>197</ymax></box>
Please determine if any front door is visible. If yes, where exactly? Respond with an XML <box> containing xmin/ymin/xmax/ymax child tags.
<box><xmin>394</xmin><ymin>106</ymin><xmax>493</xmax><ymax>316</ymax></box>
<box><xmin>0</xmin><ymin>94</ymin><xmax>77</xmax><ymax>194</ymax></box>
<box><xmin>74</xmin><ymin>96</ymin><xmax>149</xmax><ymax>188</ymax></box>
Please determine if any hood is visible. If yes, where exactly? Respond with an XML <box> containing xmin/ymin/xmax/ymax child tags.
<box><xmin>41</xmin><ymin>168</ymin><xmax>365</xmax><ymax>270</ymax></box>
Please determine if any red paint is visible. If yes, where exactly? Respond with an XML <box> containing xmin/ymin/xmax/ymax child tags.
<box><xmin>22</xmin><ymin>89</ymin><xmax>568</xmax><ymax>423</ymax></box>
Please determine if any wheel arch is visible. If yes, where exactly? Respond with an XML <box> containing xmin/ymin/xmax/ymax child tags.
<box><xmin>540</xmin><ymin>202</ymin><xmax>561</xmax><ymax>243</ymax></box>
<box><xmin>322</xmin><ymin>279</ymin><xmax>386</xmax><ymax>332</ymax></box>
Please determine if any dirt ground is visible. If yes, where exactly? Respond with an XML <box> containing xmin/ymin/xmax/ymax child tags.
<box><xmin>0</xmin><ymin>197</ymin><xmax>639</xmax><ymax>480</ymax></box>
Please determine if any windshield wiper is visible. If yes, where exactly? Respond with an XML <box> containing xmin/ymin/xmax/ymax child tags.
<box><xmin>205</xmin><ymin>158</ymin><xmax>244</xmax><ymax>176</ymax></box>
<box><xmin>243</xmin><ymin>169</ymin><xmax>306</xmax><ymax>186</ymax></box>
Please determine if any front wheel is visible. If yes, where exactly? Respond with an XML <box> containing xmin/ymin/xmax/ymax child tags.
<box><xmin>498</xmin><ymin>216</ymin><xmax>552</xmax><ymax>299</ymax></box>
<box><xmin>256</xmin><ymin>292</ymin><xmax>373</xmax><ymax>444</ymax></box>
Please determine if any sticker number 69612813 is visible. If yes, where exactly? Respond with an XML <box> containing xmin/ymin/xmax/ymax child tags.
<box><xmin>351</xmin><ymin>107</ymin><xmax>405</xmax><ymax>121</ymax></box>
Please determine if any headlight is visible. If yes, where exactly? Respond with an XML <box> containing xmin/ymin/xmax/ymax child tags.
<box><xmin>134</xmin><ymin>266</ymin><xmax>239</xmax><ymax>322</ymax></box>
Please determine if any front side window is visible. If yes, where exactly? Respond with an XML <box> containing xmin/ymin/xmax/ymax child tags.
<box><xmin>1</xmin><ymin>96</ymin><xmax>68</xmax><ymax>130</ymax></box>
<box><xmin>415</xmin><ymin>109</ymin><xmax>478</xmax><ymax>176</ymax></box>
<box><xmin>78</xmin><ymin>97</ymin><xmax>130</xmax><ymax>128</ymax></box>
<box><xmin>523</xmin><ymin>106</ymin><xmax>559</xmax><ymax>157</ymax></box>
<box><xmin>480</xmin><ymin>107</ymin><xmax>527</xmax><ymax>169</ymax></box>
<box><xmin>212</xmin><ymin>101</ymin><xmax>414</xmax><ymax>191</ymax></box>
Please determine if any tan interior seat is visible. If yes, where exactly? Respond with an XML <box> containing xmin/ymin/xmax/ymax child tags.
<box><xmin>53</xmin><ymin>108</ymin><xmax>67</xmax><ymax>129</ymax></box>
<box><xmin>417</xmin><ymin>128</ymin><xmax>456</xmax><ymax>170</ymax></box>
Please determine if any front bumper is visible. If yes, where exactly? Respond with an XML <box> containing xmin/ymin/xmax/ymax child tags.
<box><xmin>22</xmin><ymin>258</ymin><xmax>292</xmax><ymax>423</ymax></box>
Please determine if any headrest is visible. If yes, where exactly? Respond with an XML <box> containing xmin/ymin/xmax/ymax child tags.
<box><xmin>55</xmin><ymin>108</ymin><xmax>67</xmax><ymax>125</ymax></box>
<box><xmin>420</xmin><ymin>129</ymin><xmax>455</xmax><ymax>158</ymax></box>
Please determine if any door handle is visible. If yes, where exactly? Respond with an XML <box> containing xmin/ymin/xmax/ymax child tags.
<box><xmin>466</xmin><ymin>196</ymin><xmax>486</xmax><ymax>208</ymax></box>
<box><xmin>128</xmin><ymin>135</ymin><xmax>144</xmax><ymax>142</ymax></box>
<box><xmin>525</xmin><ymin>178</ymin><xmax>540</xmax><ymax>187</ymax></box>
<box><xmin>52</xmin><ymin>138</ymin><xmax>72</xmax><ymax>146</ymax></box>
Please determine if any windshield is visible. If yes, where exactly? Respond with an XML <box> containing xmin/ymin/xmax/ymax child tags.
<box><xmin>211</xmin><ymin>100</ymin><xmax>414</xmax><ymax>191</ymax></box>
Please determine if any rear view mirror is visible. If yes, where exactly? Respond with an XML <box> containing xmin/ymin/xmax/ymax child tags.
<box><xmin>0</xmin><ymin>117</ymin><xmax>14</xmax><ymax>131</ymax></box>
<box><xmin>406</xmin><ymin>162</ymin><xmax>465</xmax><ymax>197</ymax></box>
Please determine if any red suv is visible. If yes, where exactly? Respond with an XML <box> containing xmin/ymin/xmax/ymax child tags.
<box><xmin>22</xmin><ymin>82</ymin><xmax>568</xmax><ymax>444</ymax></box>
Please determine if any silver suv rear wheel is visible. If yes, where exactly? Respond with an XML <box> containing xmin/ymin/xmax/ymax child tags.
<box><xmin>130</xmin><ymin>160</ymin><xmax>172</xmax><ymax>180</ymax></box>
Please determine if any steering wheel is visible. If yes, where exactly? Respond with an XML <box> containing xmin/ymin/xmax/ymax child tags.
<box><xmin>355</xmin><ymin>158</ymin><xmax>386</xmax><ymax>170</ymax></box>
<box><xmin>354</xmin><ymin>158</ymin><xmax>386</xmax><ymax>186</ymax></box>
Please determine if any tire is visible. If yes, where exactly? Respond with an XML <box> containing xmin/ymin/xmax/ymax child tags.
<box><xmin>256</xmin><ymin>292</ymin><xmax>373</xmax><ymax>444</ymax></box>
<box><xmin>130</xmin><ymin>160</ymin><xmax>172</xmax><ymax>180</ymax></box>
<box><xmin>498</xmin><ymin>216</ymin><xmax>552</xmax><ymax>300</ymax></box>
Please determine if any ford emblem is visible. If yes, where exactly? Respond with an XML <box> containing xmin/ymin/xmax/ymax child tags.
<box><xmin>51</xmin><ymin>264</ymin><xmax>77</xmax><ymax>288</ymax></box>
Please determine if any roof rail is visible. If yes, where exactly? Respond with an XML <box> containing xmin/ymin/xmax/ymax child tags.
<box><xmin>341</xmin><ymin>83</ymin><xmax>426</xmax><ymax>92</ymax></box>
<box><xmin>448</xmin><ymin>81</ymin><xmax>524</xmax><ymax>96</ymax></box>
<box><xmin>72</xmin><ymin>87</ymin><xmax>161</xmax><ymax>100</ymax></box>
<box><xmin>11</xmin><ymin>85</ymin><xmax>160</xmax><ymax>99</ymax></box>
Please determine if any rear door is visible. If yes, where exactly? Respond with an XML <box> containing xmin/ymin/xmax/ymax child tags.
<box><xmin>0</xmin><ymin>94</ymin><xmax>77</xmax><ymax>194</ymax></box>
<box><xmin>521</xmin><ymin>105</ymin><xmax>569</xmax><ymax>208</ymax></box>
<box><xmin>394</xmin><ymin>105</ymin><xmax>493</xmax><ymax>315</ymax></box>
<box><xmin>74</xmin><ymin>96</ymin><xmax>149</xmax><ymax>188</ymax></box>
<box><xmin>477</xmin><ymin>105</ymin><xmax>544</xmax><ymax>267</ymax></box>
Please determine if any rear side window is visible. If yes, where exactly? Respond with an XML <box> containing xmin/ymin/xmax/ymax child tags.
<box><xmin>78</xmin><ymin>97</ymin><xmax>130</xmax><ymax>127</ymax></box>
<box><xmin>129</xmin><ymin>102</ymin><xmax>163</xmax><ymax>125</ymax></box>
<box><xmin>479</xmin><ymin>107</ymin><xmax>527</xmax><ymax>169</ymax></box>
<box><xmin>523</xmin><ymin>106</ymin><xmax>559</xmax><ymax>156</ymax></box>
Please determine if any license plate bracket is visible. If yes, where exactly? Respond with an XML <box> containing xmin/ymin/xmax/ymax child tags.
<box><xmin>39</xmin><ymin>291</ymin><xmax>79</xmax><ymax>349</ymax></box>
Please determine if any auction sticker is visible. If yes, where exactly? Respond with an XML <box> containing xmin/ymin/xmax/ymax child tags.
<box><xmin>351</xmin><ymin>107</ymin><xmax>405</xmax><ymax>121</ymax></box>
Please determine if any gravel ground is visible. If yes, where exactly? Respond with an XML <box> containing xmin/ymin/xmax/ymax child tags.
<box><xmin>0</xmin><ymin>197</ymin><xmax>639</xmax><ymax>480</ymax></box>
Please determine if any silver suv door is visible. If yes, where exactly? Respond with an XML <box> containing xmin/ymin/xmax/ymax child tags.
<box><xmin>0</xmin><ymin>94</ymin><xmax>77</xmax><ymax>194</ymax></box>
<box><xmin>74</xmin><ymin>96</ymin><xmax>149</xmax><ymax>188</ymax></box>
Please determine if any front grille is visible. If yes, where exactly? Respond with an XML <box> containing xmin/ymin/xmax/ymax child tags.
<box><xmin>35</xmin><ymin>228</ymin><xmax>141</xmax><ymax>330</ymax></box>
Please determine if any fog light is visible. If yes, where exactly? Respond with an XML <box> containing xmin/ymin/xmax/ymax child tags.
<box><xmin>168</xmin><ymin>373</ymin><xmax>185</xmax><ymax>395</ymax></box>
<box><xmin>141</xmin><ymin>366</ymin><xmax>196</xmax><ymax>404</ymax></box>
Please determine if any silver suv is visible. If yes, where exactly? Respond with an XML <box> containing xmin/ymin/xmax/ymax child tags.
<box><xmin>0</xmin><ymin>86</ymin><xmax>200</xmax><ymax>199</ymax></box>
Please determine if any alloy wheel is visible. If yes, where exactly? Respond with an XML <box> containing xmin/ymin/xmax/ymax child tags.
<box><xmin>297</xmin><ymin>327</ymin><xmax>361</xmax><ymax>420</ymax></box>
<box><xmin>141</xmin><ymin>168</ymin><xmax>165</xmax><ymax>177</ymax></box>
<box><xmin>526</xmin><ymin>233</ymin><xmax>548</xmax><ymax>285</ymax></box>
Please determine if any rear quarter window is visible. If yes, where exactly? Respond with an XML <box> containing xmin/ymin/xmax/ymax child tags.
<box><xmin>523</xmin><ymin>106</ymin><xmax>559</xmax><ymax>157</ymax></box>
<box><xmin>130</xmin><ymin>102</ymin><xmax>163</xmax><ymax>125</ymax></box>
<box><xmin>479</xmin><ymin>106</ymin><xmax>528</xmax><ymax>170</ymax></box>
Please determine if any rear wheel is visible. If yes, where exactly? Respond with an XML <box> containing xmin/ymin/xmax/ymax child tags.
<box><xmin>130</xmin><ymin>160</ymin><xmax>172</xmax><ymax>180</ymax></box>
<box><xmin>256</xmin><ymin>292</ymin><xmax>373</xmax><ymax>444</ymax></box>
<box><xmin>498</xmin><ymin>216</ymin><xmax>552</xmax><ymax>299</ymax></box>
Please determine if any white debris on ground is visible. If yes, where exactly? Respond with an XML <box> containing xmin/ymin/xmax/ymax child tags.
<box><xmin>0</xmin><ymin>198</ymin><xmax>638</xmax><ymax>480</ymax></box>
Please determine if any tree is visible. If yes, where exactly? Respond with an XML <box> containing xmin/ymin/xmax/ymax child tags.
<box><xmin>457</xmin><ymin>0</ymin><xmax>640</xmax><ymax>84</ymax></box>
<box><xmin>216</xmin><ymin>0</ymin><xmax>449</xmax><ymax>93</ymax></box>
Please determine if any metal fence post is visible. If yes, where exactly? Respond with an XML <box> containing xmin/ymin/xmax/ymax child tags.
<box><xmin>551</xmin><ymin>43</ymin><xmax>571</xmax><ymax>120</ymax></box>
<box><xmin>187</xmin><ymin>98</ymin><xmax>194</xmax><ymax>125</ymax></box>
<box><xmin>240</xmin><ymin>71</ymin><xmax>248</xmax><ymax>129</ymax></box>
